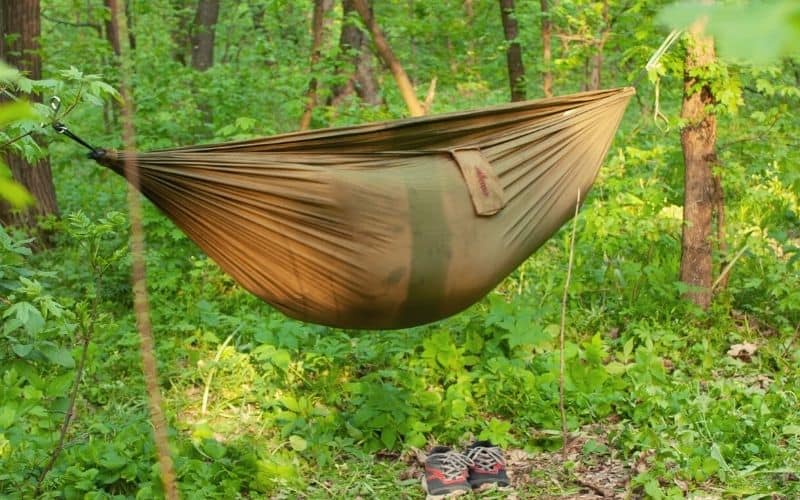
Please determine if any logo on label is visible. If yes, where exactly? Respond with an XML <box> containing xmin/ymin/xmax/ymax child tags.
<box><xmin>475</xmin><ymin>167</ymin><xmax>490</xmax><ymax>196</ymax></box>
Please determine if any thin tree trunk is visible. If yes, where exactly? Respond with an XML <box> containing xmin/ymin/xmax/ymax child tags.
<box><xmin>125</xmin><ymin>0</ymin><xmax>136</xmax><ymax>51</ymax></box>
<box><xmin>464</xmin><ymin>0</ymin><xmax>474</xmax><ymax>18</ymax></box>
<box><xmin>104</xmin><ymin>0</ymin><xmax>122</xmax><ymax>56</ymax></box>
<box><xmin>587</xmin><ymin>0</ymin><xmax>609</xmax><ymax>91</ymax></box>
<box><xmin>300</xmin><ymin>0</ymin><xmax>333</xmax><ymax>130</ymax></box>
<box><xmin>330</xmin><ymin>0</ymin><xmax>381</xmax><ymax>107</ymax></box>
<box><xmin>352</xmin><ymin>0</ymin><xmax>424</xmax><ymax>116</ymax></box>
<box><xmin>540</xmin><ymin>0</ymin><xmax>552</xmax><ymax>97</ymax></box>
<box><xmin>499</xmin><ymin>0</ymin><xmax>526</xmax><ymax>101</ymax></box>
<box><xmin>191</xmin><ymin>0</ymin><xmax>220</xmax><ymax>71</ymax></box>
<box><xmin>713</xmin><ymin>173</ymin><xmax>728</xmax><ymax>290</ymax></box>
<box><xmin>0</xmin><ymin>0</ymin><xmax>59</xmax><ymax>232</ymax></box>
<box><xmin>680</xmin><ymin>27</ymin><xmax>718</xmax><ymax>309</ymax></box>
<box><xmin>463</xmin><ymin>0</ymin><xmax>478</xmax><ymax>73</ymax></box>
<box><xmin>588</xmin><ymin>52</ymin><xmax>602</xmax><ymax>91</ymax></box>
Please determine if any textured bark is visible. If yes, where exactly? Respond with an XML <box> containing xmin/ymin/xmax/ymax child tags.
<box><xmin>191</xmin><ymin>0</ymin><xmax>220</xmax><ymax>71</ymax></box>
<box><xmin>588</xmin><ymin>52</ymin><xmax>602</xmax><ymax>91</ymax></box>
<box><xmin>680</xmin><ymin>27</ymin><xmax>718</xmax><ymax>309</ymax></box>
<box><xmin>300</xmin><ymin>0</ymin><xmax>334</xmax><ymax>130</ymax></box>
<box><xmin>352</xmin><ymin>0</ymin><xmax>423</xmax><ymax>116</ymax></box>
<box><xmin>587</xmin><ymin>0</ymin><xmax>610</xmax><ymax>91</ymax></box>
<box><xmin>0</xmin><ymin>0</ymin><xmax>59</xmax><ymax>230</ymax></box>
<box><xmin>104</xmin><ymin>0</ymin><xmax>122</xmax><ymax>56</ymax></box>
<box><xmin>540</xmin><ymin>0</ymin><xmax>552</xmax><ymax>97</ymax></box>
<box><xmin>330</xmin><ymin>0</ymin><xmax>381</xmax><ymax>107</ymax></box>
<box><xmin>499</xmin><ymin>0</ymin><xmax>526</xmax><ymax>101</ymax></box>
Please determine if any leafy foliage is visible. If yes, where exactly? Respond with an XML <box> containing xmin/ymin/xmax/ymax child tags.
<box><xmin>1</xmin><ymin>0</ymin><xmax>798</xmax><ymax>497</ymax></box>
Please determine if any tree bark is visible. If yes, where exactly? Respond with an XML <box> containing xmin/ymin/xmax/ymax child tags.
<box><xmin>329</xmin><ymin>0</ymin><xmax>381</xmax><ymax>107</ymax></box>
<box><xmin>587</xmin><ymin>0</ymin><xmax>610</xmax><ymax>91</ymax></box>
<box><xmin>0</xmin><ymin>0</ymin><xmax>59</xmax><ymax>230</ymax></box>
<box><xmin>540</xmin><ymin>0</ymin><xmax>552</xmax><ymax>97</ymax></box>
<box><xmin>352</xmin><ymin>0</ymin><xmax>424</xmax><ymax>116</ymax></box>
<box><xmin>499</xmin><ymin>0</ymin><xmax>526</xmax><ymax>101</ymax></box>
<box><xmin>191</xmin><ymin>0</ymin><xmax>220</xmax><ymax>71</ymax></box>
<box><xmin>680</xmin><ymin>26</ymin><xmax>719</xmax><ymax>310</ymax></box>
<box><xmin>104</xmin><ymin>0</ymin><xmax>122</xmax><ymax>56</ymax></box>
<box><xmin>300</xmin><ymin>0</ymin><xmax>334</xmax><ymax>130</ymax></box>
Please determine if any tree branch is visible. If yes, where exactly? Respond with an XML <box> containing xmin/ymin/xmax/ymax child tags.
<box><xmin>41</xmin><ymin>12</ymin><xmax>101</xmax><ymax>34</ymax></box>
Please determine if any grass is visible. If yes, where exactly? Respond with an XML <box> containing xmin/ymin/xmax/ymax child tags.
<box><xmin>1</xmin><ymin>86</ymin><xmax>799</xmax><ymax>498</ymax></box>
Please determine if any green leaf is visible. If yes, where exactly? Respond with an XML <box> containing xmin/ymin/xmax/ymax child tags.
<box><xmin>381</xmin><ymin>426</ymin><xmax>397</xmax><ymax>449</ymax></box>
<box><xmin>0</xmin><ymin>406</ymin><xmax>16</xmax><ymax>428</ymax></box>
<box><xmin>10</xmin><ymin>343</ymin><xmax>33</xmax><ymax>358</ymax></box>
<box><xmin>658</xmin><ymin>1</ymin><xmax>800</xmax><ymax>65</ymax></box>
<box><xmin>99</xmin><ymin>449</ymin><xmax>128</xmax><ymax>470</ymax></box>
<box><xmin>202</xmin><ymin>439</ymin><xmax>227</xmax><ymax>459</ymax></box>
<box><xmin>643</xmin><ymin>479</ymin><xmax>664</xmax><ymax>499</ymax></box>
<box><xmin>38</xmin><ymin>342</ymin><xmax>75</xmax><ymax>368</ymax></box>
<box><xmin>505</xmin><ymin>323</ymin><xmax>548</xmax><ymax>348</ymax></box>
<box><xmin>288</xmin><ymin>435</ymin><xmax>308</xmax><ymax>452</ymax></box>
<box><xmin>605</xmin><ymin>361</ymin><xmax>628</xmax><ymax>375</ymax></box>
<box><xmin>0</xmin><ymin>164</ymin><xmax>33</xmax><ymax>208</ymax></box>
<box><xmin>0</xmin><ymin>101</ymin><xmax>35</xmax><ymax>127</ymax></box>
<box><xmin>4</xmin><ymin>301</ymin><xmax>44</xmax><ymax>335</ymax></box>
<box><xmin>782</xmin><ymin>425</ymin><xmax>800</xmax><ymax>436</ymax></box>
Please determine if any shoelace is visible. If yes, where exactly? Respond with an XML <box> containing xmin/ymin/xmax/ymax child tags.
<box><xmin>428</xmin><ymin>451</ymin><xmax>474</xmax><ymax>480</ymax></box>
<box><xmin>465</xmin><ymin>445</ymin><xmax>505</xmax><ymax>471</ymax></box>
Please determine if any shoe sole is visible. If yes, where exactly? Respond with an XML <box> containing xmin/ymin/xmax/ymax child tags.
<box><xmin>421</xmin><ymin>477</ymin><xmax>471</xmax><ymax>499</ymax></box>
<box><xmin>472</xmin><ymin>481</ymin><xmax>513</xmax><ymax>493</ymax></box>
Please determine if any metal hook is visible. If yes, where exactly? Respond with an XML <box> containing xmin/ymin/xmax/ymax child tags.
<box><xmin>49</xmin><ymin>96</ymin><xmax>62</xmax><ymax>115</ymax></box>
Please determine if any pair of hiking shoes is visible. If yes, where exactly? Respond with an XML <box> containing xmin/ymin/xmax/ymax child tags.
<box><xmin>422</xmin><ymin>441</ymin><xmax>510</xmax><ymax>498</ymax></box>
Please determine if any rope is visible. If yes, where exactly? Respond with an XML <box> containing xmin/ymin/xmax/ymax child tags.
<box><xmin>646</xmin><ymin>29</ymin><xmax>682</xmax><ymax>73</ymax></box>
<box><xmin>630</xmin><ymin>29</ymin><xmax>682</xmax><ymax>130</ymax></box>
<box><xmin>630</xmin><ymin>29</ymin><xmax>682</xmax><ymax>86</ymax></box>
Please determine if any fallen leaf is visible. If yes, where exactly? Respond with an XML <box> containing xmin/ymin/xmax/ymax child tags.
<box><xmin>727</xmin><ymin>342</ymin><xmax>758</xmax><ymax>361</ymax></box>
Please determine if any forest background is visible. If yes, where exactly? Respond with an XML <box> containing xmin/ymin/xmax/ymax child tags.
<box><xmin>0</xmin><ymin>0</ymin><xmax>799</xmax><ymax>498</ymax></box>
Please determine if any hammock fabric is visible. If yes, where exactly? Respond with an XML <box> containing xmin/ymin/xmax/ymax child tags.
<box><xmin>96</xmin><ymin>87</ymin><xmax>634</xmax><ymax>329</ymax></box>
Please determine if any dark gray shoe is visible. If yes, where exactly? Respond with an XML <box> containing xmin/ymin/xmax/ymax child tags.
<box><xmin>422</xmin><ymin>446</ymin><xmax>472</xmax><ymax>498</ymax></box>
<box><xmin>465</xmin><ymin>441</ymin><xmax>510</xmax><ymax>489</ymax></box>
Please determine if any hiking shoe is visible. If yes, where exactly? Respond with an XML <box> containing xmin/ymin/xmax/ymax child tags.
<box><xmin>422</xmin><ymin>446</ymin><xmax>472</xmax><ymax>498</ymax></box>
<box><xmin>465</xmin><ymin>441</ymin><xmax>510</xmax><ymax>489</ymax></box>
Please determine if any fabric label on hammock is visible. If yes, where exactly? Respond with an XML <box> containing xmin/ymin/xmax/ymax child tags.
<box><xmin>451</xmin><ymin>149</ymin><xmax>506</xmax><ymax>216</ymax></box>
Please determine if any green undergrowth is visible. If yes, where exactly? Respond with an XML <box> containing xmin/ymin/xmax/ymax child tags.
<box><xmin>2</xmin><ymin>108</ymin><xmax>799</xmax><ymax>497</ymax></box>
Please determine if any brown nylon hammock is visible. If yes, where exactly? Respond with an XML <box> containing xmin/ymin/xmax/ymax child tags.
<box><xmin>93</xmin><ymin>87</ymin><xmax>633</xmax><ymax>329</ymax></box>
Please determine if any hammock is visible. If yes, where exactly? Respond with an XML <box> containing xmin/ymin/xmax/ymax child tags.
<box><xmin>94</xmin><ymin>87</ymin><xmax>633</xmax><ymax>329</ymax></box>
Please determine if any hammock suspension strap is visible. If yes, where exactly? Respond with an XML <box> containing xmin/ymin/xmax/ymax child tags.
<box><xmin>53</xmin><ymin>121</ymin><xmax>105</xmax><ymax>159</ymax></box>
<box><xmin>49</xmin><ymin>96</ymin><xmax>105</xmax><ymax>159</ymax></box>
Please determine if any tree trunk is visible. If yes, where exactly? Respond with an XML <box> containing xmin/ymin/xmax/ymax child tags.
<box><xmin>329</xmin><ymin>0</ymin><xmax>381</xmax><ymax>107</ymax></box>
<box><xmin>0</xmin><ymin>0</ymin><xmax>59</xmax><ymax>231</ymax></box>
<box><xmin>352</xmin><ymin>0</ymin><xmax>424</xmax><ymax>116</ymax></box>
<box><xmin>104</xmin><ymin>0</ymin><xmax>122</xmax><ymax>56</ymax></box>
<box><xmin>499</xmin><ymin>0</ymin><xmax>526</xmax><ymax>101</ymax></box>
<box><xmin>124</xmin><ymin>0</ymin><xmax>136</xmax><ymax>52</ymax></box>
<box><xmin>588</xmin><ymin>52</ymin><xmax>602</xmax><ymax>91</ymax></box>
<box><xmin>680</xmin><ymin>27</ymin><xmax>719</xmax><ymax>309</ymax></box>
<box><xmin>540</xmin><ymin>0</ymin><xmax>552</xmax><ymax>97</ymax></box>
<box><xmin>300</xmin><ymin>0</ymin><xmax>334</xmax><ymax>130</ymax></box>
<box><xmin>587</xmin><ymin>0</ymin><xmax>610</xmax><ymax>91</ymax></box>
<box><xmin>191</xmin><ymin>0</ymin><xmax>220</xmax><ymax>71</ymax></box>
